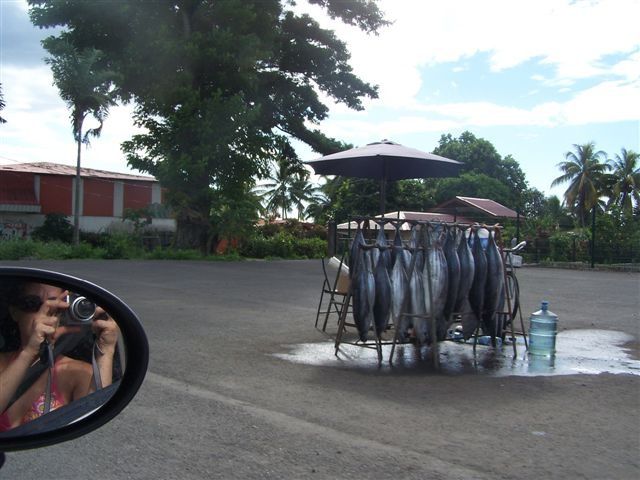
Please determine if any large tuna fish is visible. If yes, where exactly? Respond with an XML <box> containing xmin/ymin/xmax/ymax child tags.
<box><xmin>408</xmin><ymin>247</ymin><xmax>426</xmax><ymax>344</ymax></box>
<box><xmin>442</xmin><ymin>227</ymin><xmax>461</xmax><ymax>334</ymax></box>
<box><xmin>422</xmin><ymin>226</ymin><xmax>449</xmax><ymax>342</ymax></box>
<box><xmin>390</xmin><ymin>222</ymin><xmax>404</xmax><ymax>269</ymax></box>
<box><xmin>408</xmin><ymin>224</ymin><xmax>424</xmax><ymax>272</ymax></box>
<box><xmin>349</xmin><ymin>223</ymin><xmax>365</xmax><ymax>275</ymax></box>
<box><xmin>454</xmin><ymin>227</ymin><xmax>475</xmax><ymax>315</ymax></box>
<box><xmin>468</xmin><ymin>228</ymin><xmax>488</xmax><ymax>333</ymax></box>
<box><xmin>390</xmin><ymin>244</ymin><xmax>410</xmax><ymax>339</ymax></box>
<box><xmin>374</xmin><ymin>222</ymin><xmax>391</xmax><ymax>274</ymax></box>
<box><xmin>482</xmin><ymin>230</ymin><xmax>505</xmax><ymax>340</ymax></box>
<box><xmin>351</xmin><ymin>248</ymin><xmax>375</xmax><ymax>341</ymax></box>
<box><xmin>373</xmin><ymin>252</ymin><xmax>392</xmax><ymax>338</ymax></box>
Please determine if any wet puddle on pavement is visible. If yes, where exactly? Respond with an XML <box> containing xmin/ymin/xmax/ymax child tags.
<box><xmin>273</xmin><ymin>329</ymin><xmax>640</xmax><ymax>377</ymax></box>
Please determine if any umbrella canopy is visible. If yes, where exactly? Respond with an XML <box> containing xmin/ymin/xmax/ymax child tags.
<box><xmin>305</xmin><ymin>140</ymin><xmax>462</xmax><ymax>212</ymax></box>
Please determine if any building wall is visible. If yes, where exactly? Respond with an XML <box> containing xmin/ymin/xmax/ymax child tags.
<box><xmin>40</xmin><ymin>175</ymin><xmax>73</xmax><ymax>215</ymax></box>
<box><xmin>0</xmin><ymin>171</ymin><xmax>35</xmax><ymax>200</ymax></box>
<box><xmin>0</xmin><ymin>170</ymin><xmax>173</xmax><ymax>238</ymax></box>
<box><xmin>123</xmin><ymin>181</ymin><xmax>153</xmax><ymax>211</ymax></box>
<box><xmin>83</xmin><ymin>178</ymin><xmax>114</xmax><ymax>216</ymax></box>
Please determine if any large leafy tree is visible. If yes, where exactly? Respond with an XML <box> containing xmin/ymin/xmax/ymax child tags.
<box><xmin>551</xmin><ymin>142</ymin><xmax>610</xmax><ymax>227</ymax></box>
<box><xmin>29</xmin><ymin>0</ymin><xmax>387</xmax><ymax>250</ymax></box>
<box><xmin>43</xmin><ymin>37</ymin><xmax>118</xmax><ymax>245</ymax></box>
<box><xmin>431</xmin><ymin>131</ymin><xmax>528</xmax><ymax>207</ymax></box>
<box><xmin>607</xmin><ymin>148</ymin><xmax>639</xmax><ymax>217</ymax></box>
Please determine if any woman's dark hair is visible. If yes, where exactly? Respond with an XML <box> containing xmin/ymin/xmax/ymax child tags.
<box><xmin>0</xmin><ymin>279</ymin><xmax>26</xmax><ymax>352</ymax></box>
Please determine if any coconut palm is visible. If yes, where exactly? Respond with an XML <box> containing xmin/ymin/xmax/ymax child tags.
<box><xmin>0</xmin><ymin>83</ymin><xmax>6</xmax><ymax>124</ymax></box>
<box><xmin>255</xmin><ymin>153</ymin><xmax>310</xmax><ymax>219</ymax></box>
<box><xmin>551</xmin><ymin>142</ymin><xmax>610</xmax><ymax>227</ymax></box>
<box><xmin>289</xmin><ymin>175</ymin><xmax>327</xmax><ymax>221</ymax></box>
<box><xmin>43</xmin><ymin>36</ymin><xmax>119</xmax><ymax>244</ymax></box>
<box><xmin>607</xmin><ymin>148</ymin><xmax>640</xmax><ymax>216</ymax></box>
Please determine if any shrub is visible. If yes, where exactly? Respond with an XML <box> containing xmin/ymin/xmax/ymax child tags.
<box><xmin>239</xmin><ymin>233</ymin><xmax>326</xmax><ymax>259</ymax></box>
<box><xmin>101</xmin><ymin>232</ymin><xmax>143</xmax><ymax>259</ymax></box>
<box><xmin>0</xmin><ymin>239</ymin><xmax>38</xmax><ymax>260</ymax></box>
<box><xmin>32</xmin><ymin>213</ymin><xmax>73</xmax><ymax>243</ymax></box>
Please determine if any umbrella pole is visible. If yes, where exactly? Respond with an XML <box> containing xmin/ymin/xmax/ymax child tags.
<box><xmin>379</xmin><ymin>178</ymin><xmax>386</xmax><ymax>215</ymax></box>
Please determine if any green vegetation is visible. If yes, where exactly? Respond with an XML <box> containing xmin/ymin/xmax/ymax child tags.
<box><xmin>29</xmin><ymin>0</ymin><xmax>386</xmax><ymax>252</ymax></box>
<box><xmin>19</xmin><ymin>3</ymin><xmax>637</xmax><ymax>266</ymax></box>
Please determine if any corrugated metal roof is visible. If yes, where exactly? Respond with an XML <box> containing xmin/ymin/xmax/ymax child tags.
<box><xmin>434</xmin><ymin>196</ymin><xmax>519</xmax><ymax>219</ymax></box>
<box><xmin>0</xmin><ymin>162</ymin><xmax>157</xmax><ymax>182</ymax></box>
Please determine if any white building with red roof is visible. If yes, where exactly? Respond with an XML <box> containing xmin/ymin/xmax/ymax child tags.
<box><xmin>0</xmin><ymin>162</ymin><xmax>174</xmax><ymax>239</ymax></box>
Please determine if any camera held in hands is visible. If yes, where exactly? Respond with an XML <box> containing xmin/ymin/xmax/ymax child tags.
<box><xmin>61</xmin><ymin>293</ymin><xmax>96</xmax><ymax>325</ymax></box>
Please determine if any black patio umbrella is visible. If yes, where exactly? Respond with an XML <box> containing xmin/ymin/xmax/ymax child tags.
<box><xmin>304</xmin><ymin>139</ymin><xmax>463</xmax><ymax>213</ymax></box>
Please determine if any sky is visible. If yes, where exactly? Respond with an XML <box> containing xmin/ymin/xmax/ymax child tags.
<box><xmin>1</xmin><ymin>0</ymin><xmax>638</xmax><ymax>200</ymax></box>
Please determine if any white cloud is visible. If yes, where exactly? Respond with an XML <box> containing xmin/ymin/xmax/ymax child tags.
<box><xmin>307</xmin><ymin>0</ymin><xmax>640</xmax><ymax>109</ymax></box>
<box><xmin>1</xmin><ymin>65</ymin><xmax>144</xmax><ymax>174</ymax></box>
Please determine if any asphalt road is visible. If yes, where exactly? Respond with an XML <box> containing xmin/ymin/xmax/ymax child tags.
<box><xmin>1</xmin><ymin>260</ymin><xmax>638</xmax><ymax>480</ymax></box>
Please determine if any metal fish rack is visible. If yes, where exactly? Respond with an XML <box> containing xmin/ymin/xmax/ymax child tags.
<box><xmin>327</xmin><ymin>216</ymin><xmax>528</xmax><ymax>366</ymax></box>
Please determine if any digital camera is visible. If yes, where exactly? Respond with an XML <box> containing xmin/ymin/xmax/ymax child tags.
<box><xmin>62</xmin><ymin>293</ymin><xmax>96</xmax><ymax>325</ymax></box>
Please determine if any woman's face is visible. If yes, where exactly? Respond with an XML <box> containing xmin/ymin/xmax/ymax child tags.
<box><xmin>11</xmin><ymin>283</ymin><xmax>65</xmax><ymax>332</ymax></box>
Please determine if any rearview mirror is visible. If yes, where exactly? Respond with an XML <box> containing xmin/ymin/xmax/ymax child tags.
<box><xmin>0</xmin><ymin>267</ymin><xmax>148</xmax><ymax>452</ymax></box>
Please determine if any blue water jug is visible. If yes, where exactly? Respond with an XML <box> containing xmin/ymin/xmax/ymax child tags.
<box><xmin>528</xmin><ymin>301</ymin><xmax>558</xmax><ymax>357</ymax></box>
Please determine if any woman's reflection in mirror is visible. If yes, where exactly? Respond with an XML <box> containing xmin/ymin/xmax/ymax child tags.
<box><xmin>0</xmin><ymin>281</ymin><xmax>120</xmax><ymax>432</ymax></box>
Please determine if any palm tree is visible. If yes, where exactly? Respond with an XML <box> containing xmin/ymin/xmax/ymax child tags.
<box><xmin>607</xmin><ymin>148</ymin><xmax>640</xmax><ymax>216</ymax></box>
<box><xmin>255</xmin><ymin>156</ymin><xmax>308</xmax><ymax>219</ymax></box>
<box><xmin>44</xmin><ymin>37</ymin><xmax>118</xmax><ymax>245</ymax></box>
<box><xmin>289</xmin><ymin>175</ymin><xmax>326</xmax><ymax>221</ymax></box>
<box><xmin>551</xmin><ymin>142</ymin><xmax>610</xmax><ymax>227</ymax></box>
<box><xmin>0</xmin><ymin>83</ymin><xmax>6</xmax><ymax>124</ymax></box>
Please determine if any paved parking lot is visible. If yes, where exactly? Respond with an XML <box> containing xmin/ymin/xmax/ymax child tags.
<box><xmin>2</xmin><ymin>260</ymin><xmax>639</xmax><ymax>479</ymax></box>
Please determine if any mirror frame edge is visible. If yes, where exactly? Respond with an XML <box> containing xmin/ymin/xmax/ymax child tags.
<box><xmin>0</xmin><ymin>267</ymin><xmax>149</xmax><ymax>451</ymax></box>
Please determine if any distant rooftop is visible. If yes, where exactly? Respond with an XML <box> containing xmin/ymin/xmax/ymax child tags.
<box><xmin>434</xmin><ymin>196</ymin><xmax>519</xmax><ymax>219</ymax></box>
<box><xmin>0</xmin><ymin>162</ymin><xmax>157</xmax><ymax>182</ymax></box>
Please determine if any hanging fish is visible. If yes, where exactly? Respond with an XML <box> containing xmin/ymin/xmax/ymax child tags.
<box><xmin>390</xmin><ymin>222</ymin><xmax>404</xmax><ymax>268</ymax></box>
<box><xmin>351</xmin><ymin>248</ymin><xmax>375</xmax><ymax>342</ymax></box>
<box><xmin>442</xmin><ymin>226</ymin><xmax>461</xmax><ymax>337</ymax></box>
<box><xmin>373</xmin><ymin>253</ymin><xmax>392</xmax><ymax>338</ymax></box>
<box><xmin>422</xmin><ymin>225</ymin><xmax>449</xmax><ymax>342</ymax></box>
<box><xmin>482</xmin><ymin>229</ymin><xmax>505</xmax><ymax>340</ymax></box>
<box><xmin>454</xmin><ymin>227</ymin><xmax>475</xmax><ymax>315</ymax></box>
<box><xmin>409</xmin><ymin>224</ymin><xmax>424</xmax><ymax>272</ymax></box>
<box><xmin>375</xmin><ymin>221</ymin><xmax>392</xmax><ymax>274</ymax></box>
<box><xmin>468</xmin><ymin>228</ymin><xmax>488</xmax><ymax>331</ymax></box>
<box><xmin>390</xmin><ymin>243</ymin><xmax>409</xmax><ymax>324</ymax></box>
<box><xmin>408</xmin><ymin>246</ymin><xmax>427</xmax><ymax>344</ymax></box>
<box><xmin>349</xmin><ymin>222</ymin><xmax>365</xmax><ymax>275</ymax></box>
<box><xmin>391</xmin><ymin>246</ymin><xmax>411</xmax><ymax>341</ymax></box>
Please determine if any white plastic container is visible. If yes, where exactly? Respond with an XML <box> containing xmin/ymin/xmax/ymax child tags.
<box><xmin>528</xmin><ymin>301</ymin><xmax>558</xmax><ymax>357</ymax></box>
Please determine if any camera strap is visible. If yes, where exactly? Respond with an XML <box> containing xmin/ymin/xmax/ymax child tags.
<box><xmin>91</xmin><ymin>343</ymin><xmax>103</xmax><ymax>391</ymax></box>
<box><xmin>7</xmin><ymin>334</ymin><xmax>77</xmax><ymax>411</ymax></box>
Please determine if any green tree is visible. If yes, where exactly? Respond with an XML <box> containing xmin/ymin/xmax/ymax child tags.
<box><xmin>255</xmin><ymin>148</ymin><xmax>308</xmax><ymax>219</ymax></box>
<box><xmin>29</xmin><ymin>0</ymin><xmax>387</xmax><ymax>251</ymax></box>
<box><xmin>42</xmin><ymin>37</ymin><xmax>118</xmax><ymax>245</ymax></box>
<box><xmin>607</xmin><ymin>148</ymin><xmax>639</xmax><ymax>217</ymax></box>
<box><xmin>551</xmin><ymin>142</ymin><xmax>610</xmax><ymax>227</ymax></box>
<box><xmin>289</xmin><ymin>176</ymin><xmax>326</xmax><ymax>221</ymax></box>
<box><xmin>432</xmin><ymin>131</ymin><xmax>528</xmax><ymax>206</ymax></box>
<box><xmin>429</xmin><ymin>172</ymin><xmax>512</xmax><ymax>206</ymax></box>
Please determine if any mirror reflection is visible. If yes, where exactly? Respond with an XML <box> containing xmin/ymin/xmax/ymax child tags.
<box><xmin>0</xmin><ymin>280</ymin><xmax>124</xmax><ymax>434</ymax></box>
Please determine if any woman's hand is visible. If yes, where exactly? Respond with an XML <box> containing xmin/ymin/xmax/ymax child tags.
<box><xmin>92</xmin><ymin>307</ymin><xmax>119</xmax><ymax>355</ymax></box>
<box><xmin>22</xmin><ymin>291</ymin><xmax>69</xmax><ymax>360</ymax></box>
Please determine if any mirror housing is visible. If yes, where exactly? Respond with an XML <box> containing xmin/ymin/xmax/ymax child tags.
<box><xmin>0</xmin><ymin>267</ymin><xmax>148</xmax><ymax>451</ymax></box>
